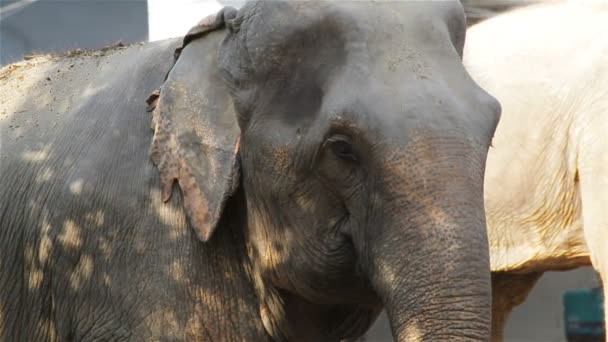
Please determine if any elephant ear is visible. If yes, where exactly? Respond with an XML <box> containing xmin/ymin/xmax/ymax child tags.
<box><xmin>146</xmin><ymin>7</ymin><xmax>240</xmax><ymax>242</ymax></box>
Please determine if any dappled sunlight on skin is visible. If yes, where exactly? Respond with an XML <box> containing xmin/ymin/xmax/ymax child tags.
<box><xmin>1</xmin><ymin>38</ymin><xmax>277</xmax><ymax>341</ymax></box>
<box><xmin>97</xmin><ymin>236</ymin><xmax>113</xmax><ymax>259</ymax></box>
<box><xmin>248</xmin><ymin>209</ymin><xmax>292</xmax><ymax>275</ymax></box>
<box><xmin>23</xmin><ymin>219</ymin><xmax>55</xmax><ymax>291</ymax></box>
<box><xmin>167</xmin><ymin>260</ymin><xmax>187</xmax><ymax>284</ymax></box>
<box><xmin>150</xmin><ymin>188</ymin><xmax>188</xmax><ymax>240</ymax></box>
<box><xmin>38</xmin><ymin>219</ymin><xmax>53</xmax><ymax>266</ymax></box>
<box><xmin>58</xmin><ymin>219</ymin><xmax>83</xmax><ymax>250</ymax></box>
<box><xmin>84</xmin><ymin>210</ymin><xmax>105</xmax><ymax>226</ymax></box>
<box><xmin>1</xmin><ymin>1</ymin><xmax>501</xmax><ymax>340</ymax></box>
<box><xmin>81</xmin><ymin>84</ymin><xmax>109</xmax><ymax>99</ymax></box>
<box><xmin>33</xmin><ymin>318</ymin><xmax>57</xmax><ymax>342</ymax></box>
<box><xmin>142</xmin><ymin>308</ymin><xmax>182</xmax><ymax>340</ymax></box>
<box><xmin>403</xmin><ymin>322</ymin><xmax>423</xmax><ymax>342</ymax></box>
<box><xmin>376</xmin><ymin>258</ymin><xmax>400</xmax><ymax>287</ymax></box>
<box><xmin>69</xmin><ymin>178</ymin><xmax>85</xmax><ymax>195</ymax></box>
<box><xmin>34</xmin><ymin>167</ymin><xmax>54</xmax><ymax>183</ymax></box>
<box><xmin>69</xmin><ymin>254</ymin><xmax>94</xmax><ymax>291</ymax></box>
<box><xmin>21</xmin><ymin>146</ymin><xmax>52</xmax><ymax>162</ymax></box>
<box><xmin>24</xmin><ymin>243</ymin><xmax>45</xmax><ymax>290</ymax></box>
<box><xmin>370</xmin><ymin>130</ymin><xmax>491</xmax><ymax>339</ymax></box>
<box><xmin>102</xmin><ymin>272</ymin><xmax>112</xmax><ymax>287</ymax></box>
<box><xmin>372</xmin><ymin>200</ymin><xmax>463</xmax><ymax>285</ymax></box>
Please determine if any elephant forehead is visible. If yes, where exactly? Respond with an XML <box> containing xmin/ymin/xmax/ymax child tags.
<box><xmin>240</xmin><ymin>0</ymin><xmax>461</xmax><ymax>73</ymax></box>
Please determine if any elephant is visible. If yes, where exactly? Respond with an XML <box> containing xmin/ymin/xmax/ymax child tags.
<box><xmin>0</xmin><ymin>1</ymin><xmax>501</xmax><ymax>341</ymax></box>
<box><xmin>460</xmin><ymin>0</ymin><xmax>543</xmax><ymax>26</ymax></box>
<box><xmin>463</xmin><ymin>1</ymin><xmax>608</xmax><ymax>340</ymax></box>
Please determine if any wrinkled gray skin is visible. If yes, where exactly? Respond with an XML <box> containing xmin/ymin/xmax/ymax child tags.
<box><xmin>0</xmin><ymin>1</ymin><xmax>500</xmax><ymax>341</ymax></box>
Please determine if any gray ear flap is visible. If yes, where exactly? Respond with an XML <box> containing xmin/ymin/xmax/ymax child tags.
<box><xmin>147</xmin><ymin>8</ymin><xmax>240</xmax><ymax>242</ymax></box>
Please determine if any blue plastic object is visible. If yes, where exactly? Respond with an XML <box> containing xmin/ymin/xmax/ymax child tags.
<box><xmin>563</xmin><ymin>287</ymin><xmax>605</xmax><ymax>341</ymax></box>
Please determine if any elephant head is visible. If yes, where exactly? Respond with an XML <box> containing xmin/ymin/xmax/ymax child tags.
<box><xmin>148</xmin><ymin>1</ymin><xmax>501</xmax><ymax>340</ymax></box>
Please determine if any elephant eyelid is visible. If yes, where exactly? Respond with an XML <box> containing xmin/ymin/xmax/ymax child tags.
<box><xmin>325</xmin><ymin>135</ymin><xmax>359</xmax><ymax>162</ymax></box>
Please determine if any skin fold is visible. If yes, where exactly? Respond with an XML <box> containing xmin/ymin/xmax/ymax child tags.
<box><xmin>0</xmin><ymin>1</ymin><xmax>500</xmax><ymax>341</ymax></box>
<box><xmin>464</xmin><ymin>1</ymin><xmax>608</xmax><ymax>340</ymax></box>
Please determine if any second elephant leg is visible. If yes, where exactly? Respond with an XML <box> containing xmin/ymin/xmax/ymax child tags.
<box><xmin>491</xmin><ymin>271</ymin><xmax>543</xmax><ymax>342</ymax></box>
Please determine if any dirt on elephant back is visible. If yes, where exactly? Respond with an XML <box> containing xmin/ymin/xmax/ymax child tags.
<box><xmin>0</xmin><ymin>41</ymin><xmax>142</xmax><ymax>81</ymax></box>
<box><xmin>0</xmin><ymin>40</ymin><xmax>148</xmax><ymax>138</ymax></box>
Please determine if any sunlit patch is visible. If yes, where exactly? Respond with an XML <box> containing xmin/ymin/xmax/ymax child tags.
<box><xmin>103</xmin><ymin>272</ymin><xmax>112</xmax><ymax>286</ymax></box>
<box><xmin>247</xmin><ymin>208</ymin><xmax>297</xmax><ymax>282</ymax></box>
<box><xmin>24</xmin><ymin>245</ymin><xmax>35</xmax><ymax>266</ymax></box>
<box><xmin>140</xmin><ymin>307</ymin><xmax>182</xmax><ymax>338</ymax></box>
<box><xmin>21</xmin><ymin>146</ymin><xmax>51</xmax><ymax>162</ymax></box>
<box><xmin>150</xmin><ymin>188</ymin><xmax>187</xmax><ymax>240</ymax></box>
<box><xmin>81</xmin><ymin>84</ymin><xmax>107</xmax><ymax>98</ymax></box>
<box><xmin>35</xmin><ymin>167</ymin><xmax>54</xmax><ymax>183</ymax></box>
<box><xmin>168</xmin><ymin>260</ymin><xmax>186</xmax><ymax>283</ymax></box>
<box><xmin>426</xmin><ymin>206</ymin><xmax>451</xmax><ymax>226</ymax></box>
<box><xmin>25</xmin><ymin>241</ymin><xmax>45</xmax><ymax>290</ymax></box>
<box><xmin>403</xmin><ymin>321</ymin><xmax>422</xmax><ymax>341</ymax></box>
<box><xmin>28</xmin><ymin>270</ymin><xmax>44</xmax><ymax>290</ymax></box>
<box><xmin>58</xmin><ymin>219</ymin><xmax>82</xmax><ymax>250</ymax></box>
<box><xmin>378</xmin><ymin>260</ymin><xmax>398</xmax><ymax>287</ymax></box>
<box><xmin>69</xmin><ymin>178</ymin><xmax>84</xmax><ymax>195</ymax></box>
<box><xmin>70</xmin><ymin>254</ymin><xmax>93</xmax><ymax>290</ymax></box>
<box><xmin>186</xmin><ymin>302</ymin><xmax>205</xmax><ymax>340</ymax></box>
<box><xmin>38</xmin><ymin>227</ymin><xmax>53</xmax><ymax>265</ymax></box>
<box><xmin>163</xmin><ymin>310</ymin><xmax>181</xmax><ymax>334</ymax></box>
<box><xmin>84</xmin><ymin>210</ymin><xmax>105</xmax><ymax>226</ymax></box>
<box><xmin>99</xmin><ymin>237</ymin><xmax>112</xmax><ymax>258</ymax></box>
<box><xmin>37</xmin><ymin>318</ymin><xmax>57</xmax><ymax>341</ymax></box>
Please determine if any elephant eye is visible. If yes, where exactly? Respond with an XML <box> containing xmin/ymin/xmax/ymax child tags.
<box><xmin>328</xmin><ymin>136</ymin><xmax>358</xmax><ymax>162</ymax></box>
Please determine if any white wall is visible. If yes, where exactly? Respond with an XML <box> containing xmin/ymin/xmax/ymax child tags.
<box><xmin>0</xmin><ymin>0</ymin><xmax>246</xmax><ymax>65</ymax></box>
<box><xmin>147</xmin><ymin>0</ymin><xmax>221</xmax><ymax>42</ymax></box>
<box><xmin>147</xmin><ymin>0</ymin><xmax>247</xmax><ymax>42</ymax></box>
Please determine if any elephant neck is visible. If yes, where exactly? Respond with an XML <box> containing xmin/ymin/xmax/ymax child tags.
<box><xmin>184</xmin><ymin>192</ymin><xmax>272</xmax><ymax>341</ymax></box>
<box><xmin>250</xmin><ymin>273</ymin><xmax>377</xmax><ymax>341</ymax></box>
<box><xmin>239</xmin><ymin>201</ymin><xmax>380</xmax><ymax>340</ymax></box>
<box><xmin>253</xmin><ymin>282</ymin><xmax>329</xmax><ymax>341</ymax></box>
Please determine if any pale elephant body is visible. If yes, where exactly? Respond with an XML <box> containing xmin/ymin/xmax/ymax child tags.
<box><xmin>0</xmin><ymin>1</ymin><xmax>501</xmax><ymax>341</ymax></box>
<box><xmin>464</xmin><ymin>1</ymin><xmax>608</xmax><ymax>340</ymax></box>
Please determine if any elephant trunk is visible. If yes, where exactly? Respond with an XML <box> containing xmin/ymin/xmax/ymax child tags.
<box><xmin>371</xmin><ymin>217</ymin><xmax>491</xmax><ymax>341</ymax></box>
<box><xmin>361</xmin><ymin>151</ymin><xmax>492</xmax><ymax>341</ymax></box>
